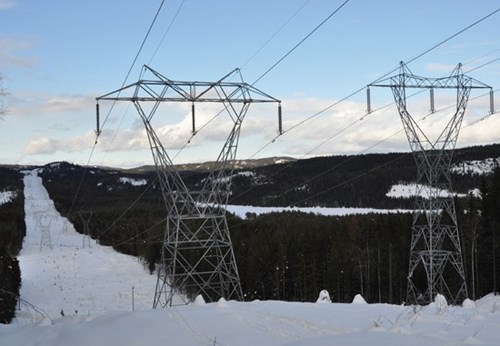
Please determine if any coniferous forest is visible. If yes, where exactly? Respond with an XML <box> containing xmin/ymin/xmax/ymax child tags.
<box><xmin>0</xmin><ymin>167</ymin><xmax>24</xmax><ymax>323</ymax></box>
<box><xmin>1</xmin><ymin>144</ymin><xmax>500</xmax><ymax>319</ymax></box>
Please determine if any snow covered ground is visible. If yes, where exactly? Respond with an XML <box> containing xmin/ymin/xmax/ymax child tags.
<box><xmin>451</xmin><ymin>157</ymin><xmax>500</xmax><ymax>176</ymax></box>
<box><xmin>386</xmin><ymin>183</ymin><xmax>467</xmax><ymax>199</ymax></box>
<box><xmin>2</xmin><ymin>170</ymin><xmax>500</xmax><ymax>345</ymax></box>
<box><xmin>13</xmin><ymin>170</ymin><xmax>160</xmax><ymax>323</ymax></box>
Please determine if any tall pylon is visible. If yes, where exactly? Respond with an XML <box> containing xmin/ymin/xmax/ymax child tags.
<box><xmin>97</xmin><ymin>66</ymin><xmax>281</xmax><ymax>307</ymax></box>
<box><xmin>369</xmin><ymin>62</ymin><xmax>494</xmax><ymax>305</ymax></box>
<box><xmin>37</xmin><ymin>212</ymin><xmax>54</xmax><ymax>251</ymax></box>
<box><xmin>78</xmin><ymin>210</ymin><xmax>93</xmax><ymax>248</ymax></box>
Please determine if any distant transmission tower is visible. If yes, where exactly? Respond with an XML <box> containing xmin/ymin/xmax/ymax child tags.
<box><xmin>369</xmin><ymin>61</ymin><xmax>494</xmax><ymax>305</ymax></box>
<box><xmin>97</xmin><ymin>66</ymin><xmax>281</xmax><ymax>307</ymax></box>
<box><xmin>37</xmin><ymin>213</ymin><xmax>54</xmax><ymax>251</ymax></box>
<box><xmin>78</xmin><ymin>210</ymin><xmax>93</xmax><ymax>248</ymax></box>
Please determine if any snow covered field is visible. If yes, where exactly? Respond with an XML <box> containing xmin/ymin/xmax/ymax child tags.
<box><xmin>1</xmin><ymin>170</ymin><xmax>500</xmax><ymax>345</ymax></box>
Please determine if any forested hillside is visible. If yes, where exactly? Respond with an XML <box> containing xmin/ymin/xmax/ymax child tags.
<box><xmin>31</xmin><ymin>143</ymin><xmax>500</xmax><ymax>304</ymax></box>
<box><xmin>0</xmin><ymin>167</ymin><xmax>25</xmax><ymax>323</ymax></box>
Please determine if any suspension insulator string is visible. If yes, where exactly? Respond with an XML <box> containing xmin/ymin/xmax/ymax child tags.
<box><xmin>191</xmin><ymin>103</ymin><xmax>196</xmax><ymax>134</ymax></box>
<box><xmin>366</xmin><ymin>87</ymin><xmax>371</xmax><ymax>114</ymax></box>
<box><xmin>95</xmin><ymin>103</ymin><xmax>101</xmax><ymax>136</ymax></box>
<box><xmin>278</xmin><ymin>103</ymin><xmax>283</xmax><ymax>135</ymax></box>
<box><xmin>490</xmin><ymin>89</ymin><xmax>495</xmax><ymax>115</ymax></box>
<box><xmin>430</xmin><ymin>88</ymin><xmax>435</xmax><ymax>113</ymax></box>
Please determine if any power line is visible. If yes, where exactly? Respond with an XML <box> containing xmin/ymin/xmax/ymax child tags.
<box><xmin>240</xmin><ymin>0</ymin><xmax>311</xmax><ymax>70</ymax></box>
<box><xmin>87</xmin><ymin>6</ymin><xmax>500</xmax><ymax>246</ymax></box>
<box><xmin>403</xmin><ymin>7</ymin><xmax>500</xmax><ymax>68</ymax></box>
<box><xmin>147</xmin><ymin>0</ymin><xmax>187</xmax><ymax>67</ymax></box>
<box><xmin>62</xmin><ymin>1</ymin><xmax>170</xmax><ymax>240</ymax></box>
<box><xmin>169</xmin><ymin>0</ymin><xmax>350</xmax><ymax>158</ymax></box>
<box><xmin>464</xmin><ymin>56</ymin><xmax>500</xmax><ymax>74</ymax></box>
<box><xmin>247</xmin><ymin>7</ymin><xmax>500</xmax><ymax>161</ymax></box>
<box><xmin>254</xmin><ymin>89</ymin><xmax>498</xmax><ymax>209</ymax></box>
<box><xmin>86</xmin><ymin>0</ymin><xmax>342</xmax><ymax>238</ymax></box>
<box><xmin>95</xmin><ymin>14</ymin><xmax>500</xmax><ymax>245</ymax></box>
<box><xmin>252</xmin><ymin>0</ymin><xmax>351</xmax><ymax>86</ymax></box>
<box><xmin>99</xmin><ymin>0</ymin><xmax>167</xmax><ymax>132</ymax></box>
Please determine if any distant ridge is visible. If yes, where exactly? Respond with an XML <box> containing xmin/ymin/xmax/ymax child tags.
<box><xmin>124</xmin><ymin>156</ymin><xmax>297</xmax><ymax>173</ymax></box>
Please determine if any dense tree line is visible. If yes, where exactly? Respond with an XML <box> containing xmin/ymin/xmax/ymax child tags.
<box><xmin>229</xmin><ymin>211</ymin><xmax>412</xmax><ymax>303</ymax></box>
<box><xmin>0</xmin><ymin>167</ymin><xmax>24</xmax><ymax>323</ymax></box>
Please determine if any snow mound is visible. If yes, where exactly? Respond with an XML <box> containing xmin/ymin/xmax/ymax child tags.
<box><xmin>462</xmin><ymin>298</ymin><xmax>476</xmax><ymax>309</ymax></box>
<box><xmin>352</xmin><ymin>294</ymin><xmax>367</xmax><ymax>304</ymax></box>
<box><xmin>316</xmin><ymin>289</ymin><xmax>331</xmax><ymax>303</ymax></box>
<box><xmin>216</xmin><ymin>297</ymin><xmax>229</xmax><ymax>308</ymax></box>
<box><xmin>193</xmin><ymin>294</ymin><xmax>206</xmax><ymax>306</ymax></box>
<box><xmin>434</xmin><ymin>294</ymin><xmax>448</xmax><ymax>314</ymax></box>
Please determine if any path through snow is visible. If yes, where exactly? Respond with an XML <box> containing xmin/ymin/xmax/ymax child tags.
<box><xmin>17</xmin><ymin>170</ymin><xmax>159</xmax><ymax>324</ymax></box>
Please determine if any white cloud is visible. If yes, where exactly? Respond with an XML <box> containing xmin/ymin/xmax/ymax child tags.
<box><xmin>0</xmin><ymin>36</ymin><xmax>38</xmax><ymax>69</ymax></box>
<box><xmin>26</xmin><ymin>93</ymin><xmax>497</xmax><ymax>166</ymax></box>
<box><xmin>0</xmin><ymin>0</ymin><xmax>16</xmax><ymax>10</ymax></box>
<box><xmin>23</xmin><ymin>131</ymin><xmax>96</xmax><ymax>155</ymax></box>
<box><xmin>8</xmin><ymin>91</ymin><xmax>95</xmax><ymax>116</ymax></box>
<box><xmin>425</xmin><ymin>62</ymin><xmax>460</xmax><ymax>73</ymax></box>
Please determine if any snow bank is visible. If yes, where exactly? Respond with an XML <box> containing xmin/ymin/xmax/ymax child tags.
<box><xmin>5</xmin><ymin>296</ymin><xmax>500</xmax><ymax>346</ymax></box>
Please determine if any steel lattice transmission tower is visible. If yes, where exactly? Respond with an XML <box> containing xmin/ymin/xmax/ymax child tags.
<box><xmin>97</xmin><ymin>66</ymin><xmax>281</xmax><ymax>307</ymax></box>
<box><xmin>369</xmin><ymin>62</ymin><xmax>494</xmax><ymax>305</ymax></box>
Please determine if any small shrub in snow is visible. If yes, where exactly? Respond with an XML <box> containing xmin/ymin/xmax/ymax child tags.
<box><xmin>216</xmin><ymin>298</ymin><xmax>229</xmax><ymax>308</ymax></box>
<box><xmin>352</xmin><ymin>294</ymin><xmax>367</xmax><ymax>304</ymax></box>
<box><xmin>434</xmin><ymin>294</ymin><xmax>448</xmax><ymax>314</ymax></box>
<box><xmin>462</xmin><ymin>298</ymin><xmax>476</xmax><ymax>309</ymax></box>
<box><xmin>316</xmin><ymin>289</ymin><xmax>331</xmax><ymax>303</ymax></box>
<box><xmin>193</xmin><ymin>294</ymin><xmax>206</xmax><ymax>306</ymax></box>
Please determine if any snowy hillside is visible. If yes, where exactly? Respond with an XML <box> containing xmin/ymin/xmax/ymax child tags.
<box><xmin>386</xmin><ymin>183</ymin><xmax>467</xmax><ymax>199</ymax></box>
<box><xmin>2</xmin><ymin>170</ymin><xmax>500</xmax><ymax>345</ymax></box>
<box><xmin>15</xmin><ymin>170</ymin><xmax>160</xmax><ymax>323</ymax></box>
<box><xmin>451</xmin><ymin>157</ymin><xmax>500</xmax><ymax>176</ymax></box>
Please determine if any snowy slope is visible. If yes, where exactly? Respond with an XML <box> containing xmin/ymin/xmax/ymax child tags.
<box><xmin>2</xmin><ymin>170</ymin><xmax>500</xmax><ymax>345</ymax></box>
<box><xmin>3</xmin><ymin>293</ymin><xmax>500</xmax><ymax>345</ymax></box>
<box><xmin>16</xmin><ymin>170</ymin><xmax>159</xmax><ymax>323</ymax></box>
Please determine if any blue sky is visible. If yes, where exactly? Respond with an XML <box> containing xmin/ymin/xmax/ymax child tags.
<box><xmin>1</xmin><ymin>0</ymin><xmax>499</xmax><ymax>168</ymax></box>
